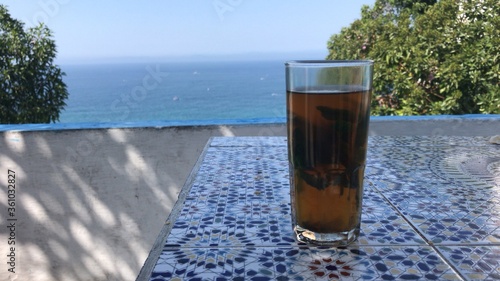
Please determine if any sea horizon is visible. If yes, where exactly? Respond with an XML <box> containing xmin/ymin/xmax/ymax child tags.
<box><xmin>55</xmin><ymin>50</ymin><xmax>329</xmax><ymax>66</ymax></box>
<box><xmin>57</xmin><ymin>58</ymin><xmax>296</xmax><ymax>125</ymax></box>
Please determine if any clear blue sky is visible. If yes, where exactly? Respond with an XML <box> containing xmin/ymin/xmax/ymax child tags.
<box><xmin>2</xmin><ymin>0</ymin><xmax>375</xmax><ymax>62</ymax></box>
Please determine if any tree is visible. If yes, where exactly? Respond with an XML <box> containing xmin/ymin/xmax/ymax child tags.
<box><xmin>327</xmin><ymin>0</ymin><xmax>499</xmax><ymax>115</ymax></box>
<box><xmin>1</xmin><ymin>5</ymin><xmax>68</xmax><ymax>124</ymax></box>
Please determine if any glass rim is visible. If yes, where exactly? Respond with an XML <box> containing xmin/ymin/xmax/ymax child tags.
<box><xmin>285</xmin><ymin>60</ymin><xmax>373</xmax><ymax>67</ymax></box>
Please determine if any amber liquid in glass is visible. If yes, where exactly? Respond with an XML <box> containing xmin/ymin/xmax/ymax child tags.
<box><xmin>287</xmin><ymin>86</ymin><xmax>370</xmax><ymax>234</ymax></box>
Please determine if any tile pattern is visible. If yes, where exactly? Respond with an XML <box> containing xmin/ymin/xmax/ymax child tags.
<box><xmin>438</xmin><ymin>246</ymin><xmax>500</xmax><ymax>281</ymax></box>
<box><xmin>148</xmin><ymin>136</ymin><xmax>500</xmax><ymax>280</ymax></box>
<box><xmin>366</xmin><ymin>146</ymin><xmax>500</xmax><ymax>245</ymax></box>
<box><xmin>151</xmin><ymin>246</ymin><xmax>457</xmax><ymax>281</ymax></box>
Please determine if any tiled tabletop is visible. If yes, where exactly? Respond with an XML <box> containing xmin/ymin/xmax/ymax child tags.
<box><xmin>139</xmin><ymin>136</ymin><xmax>500</xmax><ymax>281</ymax></box>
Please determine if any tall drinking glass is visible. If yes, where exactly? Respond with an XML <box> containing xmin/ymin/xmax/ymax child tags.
<box><xmin>286</xmin><ymin>60</ymin><xmax>373</xmax><ymax>246</ymax></box>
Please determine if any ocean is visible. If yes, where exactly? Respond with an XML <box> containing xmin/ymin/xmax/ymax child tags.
<box><xmin>58</xmin><ymin>60</ymin><xmax>287</xmax><ymax>124</ymax></box>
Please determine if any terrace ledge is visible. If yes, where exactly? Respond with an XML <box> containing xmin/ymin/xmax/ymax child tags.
<box><xmin>0</xmin><ymin>114</ymin><xmax>499</xmax><ymax>132</ymax></box>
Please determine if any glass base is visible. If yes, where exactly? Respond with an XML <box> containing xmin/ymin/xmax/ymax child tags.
<box><xmin>294</xmin><ymin>225</ymin><xmax>360</xmax><ymax>246</ymax></box>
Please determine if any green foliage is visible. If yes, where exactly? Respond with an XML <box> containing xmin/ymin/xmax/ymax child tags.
<box><xmin>327</xmin><ymin>0</ymin><xmax>500</xmax><ymax>115</ymax></box>
<box><xmin>0</xmin><ymin>5</ymin><xmax>68</xmax><ymax>124</ymax></box>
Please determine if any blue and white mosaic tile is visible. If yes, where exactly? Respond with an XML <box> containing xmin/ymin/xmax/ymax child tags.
<box><xmin>147</xmin><ymin>136</ymin><xmax>500</xmax><ymax>280</ymax></box>
<box><xmin>151</xmin><ymin>246</ymin><xmax>458</xmax><ymax>281</ymax></box>
<box><xmin>367</xmin><ymin>145</ymin><xmax>500</xmax><ymax>244</ymax></box>
<box><xmin>437</xmin><ymin>246</ymin><xmax>500</xmax><ymax>281</ymax></box>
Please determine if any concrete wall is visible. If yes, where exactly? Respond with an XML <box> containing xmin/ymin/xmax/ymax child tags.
<box><xmin>0</xmin><ymin>117</ymin><xmax>498</xmax><ymax>281</ymax></box>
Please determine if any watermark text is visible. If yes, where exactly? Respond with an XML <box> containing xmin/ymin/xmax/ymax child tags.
<box><xmin>6</xmin><ymin>169</ymin><xmax>17</xmax><ymax>274</ymax></box>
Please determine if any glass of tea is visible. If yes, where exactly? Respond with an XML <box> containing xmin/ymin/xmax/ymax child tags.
<box><xmin>286</xmin><ymin>60</ymin><xmax>373</xmax><ymax>246</ymax></box>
